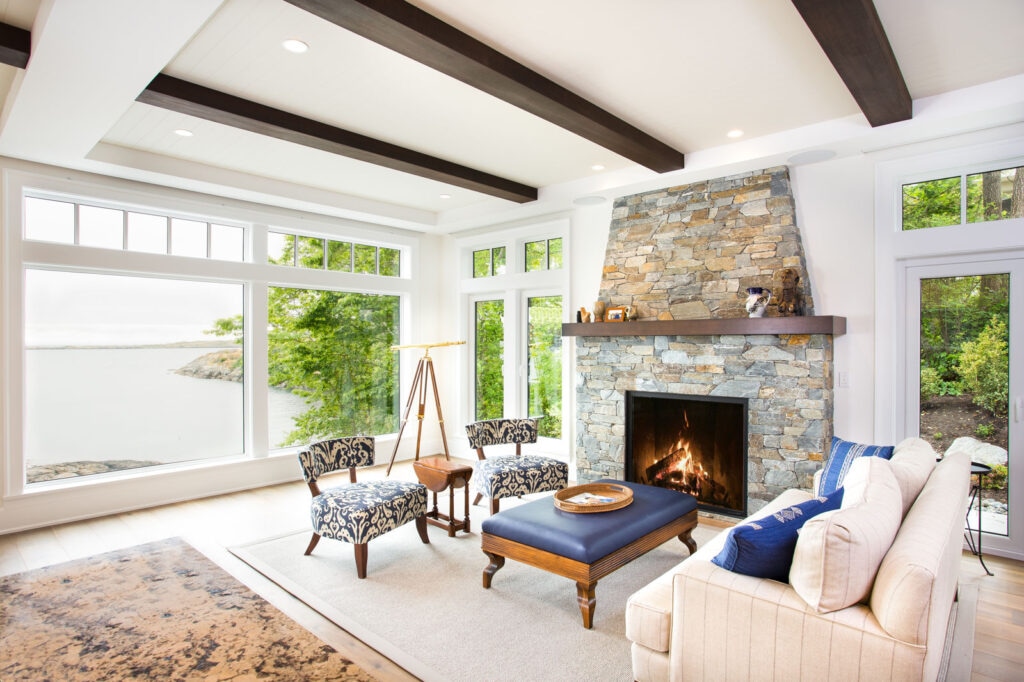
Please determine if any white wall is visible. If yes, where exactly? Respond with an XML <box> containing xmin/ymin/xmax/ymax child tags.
<box><xmin>791</xmin><ymin>155</ymin><xmax>878</xmax><ymax>441</ymax></box>
<box><xmin>568</xmin><ymin>201</ymin><xmax>615</xmax><ymax>314</ymax></box>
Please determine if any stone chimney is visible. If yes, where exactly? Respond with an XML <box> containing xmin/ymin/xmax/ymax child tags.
<box><xmin>599</xmin><ymin>166</ymin><xmax>814</xmax><ymax>320</ymax></box>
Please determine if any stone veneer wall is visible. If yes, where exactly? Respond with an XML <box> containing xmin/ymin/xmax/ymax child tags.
<box><xmin>575</xmin><ymin>167</ymin><xmax>834</xmax><ymax>512</ymax></box>
<box><xmin>599</xmin><ymin>166</ymin><xmax>814</xmax><ymax>319</ymax></box>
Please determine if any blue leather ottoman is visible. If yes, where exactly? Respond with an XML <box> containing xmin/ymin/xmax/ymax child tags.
<box><xmin>480</xmin><ymin>479</ymin><xmax>698</xmax><ymax>628</ymax></box>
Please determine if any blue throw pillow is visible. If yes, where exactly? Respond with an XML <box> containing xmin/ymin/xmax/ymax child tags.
<box><xmin>816</xmin><ymin>436</ymin><xmax>895</xmax><ymax>496</ymax></box>
<box><xmin>711</xmin><ymin>488</ymin><xmax>844</xmax><ymax>582</ymax></box>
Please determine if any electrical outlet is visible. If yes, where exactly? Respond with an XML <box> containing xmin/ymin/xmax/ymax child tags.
<box><xmin>837</xmin><ymin>371</ymin><xmax>850</xmax><ymax>388</ymax></box>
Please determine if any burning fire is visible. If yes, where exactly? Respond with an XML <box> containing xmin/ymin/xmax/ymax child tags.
<box><xmin>649</xmin><ymin>439</ymin><xmax>711</xmax><ymax>498</ymax></box>
<box><xmin>645</xmin><ymin>433</ymin><xmax>733</xmax><ymax>508</ymax></box>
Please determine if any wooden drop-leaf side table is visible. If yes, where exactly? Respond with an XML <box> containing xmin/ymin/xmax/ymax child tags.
<box><xmin>413</xmin><ymin>456</ymin><xmax>473</xmax><ymax>537</ymax></box>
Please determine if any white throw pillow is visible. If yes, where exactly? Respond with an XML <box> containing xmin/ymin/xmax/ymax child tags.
<box><xmin>888</xmin><ymin>437</ymin><xmax>937</xmax><ymax>517</ymax></box>
<box><xmin>790</xmin><ymin>456</ymin><xmax>903</xmax><ymax>613</ymax></box>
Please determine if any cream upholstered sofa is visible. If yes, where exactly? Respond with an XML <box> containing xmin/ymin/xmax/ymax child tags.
<box><xmin>626</xmin><ymin>438</ymin><xmax>974</xmax><ymax>682</ymax></box>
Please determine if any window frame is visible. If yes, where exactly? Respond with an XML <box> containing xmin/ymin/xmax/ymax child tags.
<box><xmin>874</xmin><ymin>135</ymin><xmax>1024</xmax><ymax>442</ymax></box>
<box><xmin>457</xmin><ymin>219</ymin><xmax>570</xmax><ymax>456</ymax></box>
<box><xmin>2</xmin><ymin>167</ymin><xmax>420</xmax><ymax>509</ymax></box>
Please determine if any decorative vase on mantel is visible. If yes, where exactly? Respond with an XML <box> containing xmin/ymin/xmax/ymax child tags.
<box><xmin>744</xmin><ymin>287</ymin><xmax>771</xmax><ymax>318</ymax></box>
<box><xmin>592</xmin><ymin>300</ymin><xmax>606</xmax><ymax>323</ymax></box>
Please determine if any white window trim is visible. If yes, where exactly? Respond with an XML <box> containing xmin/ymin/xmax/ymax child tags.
<box><xmin>1</xmin><ymin>163</ymin><xmax>422</xmax><ymax>532</ymax></box>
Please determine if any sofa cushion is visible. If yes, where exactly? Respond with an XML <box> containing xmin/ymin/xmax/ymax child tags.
<box><xmin>710</xmin><ymin>488</ymin><xmax>844</xmax><ymax>582</ymax></box>
<box><xmin>791</xmin><ymin>456</ymin><xmax>903</xmax><ymax>613</ymax></box>
<box><xmin>888</xmin><ymin>437</ymin><xmax>938</xmax><ymax>517</ymax></box>
<box><xmin>871</xmin><ymin>449</ymin><xmax>970</xmax><ymax>647</ymax></box>
<box><xmin>816</xmin><ymin>436</ymin><xmax>894</xmax><ymax>495</ymax></box>
<box><xmin>624</xmin><ymin>489</ymin><xmax>812</xmax><ymax>654</ymax></box>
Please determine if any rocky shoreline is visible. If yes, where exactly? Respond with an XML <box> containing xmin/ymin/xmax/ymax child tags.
<box><xmin>174</xmin><ymin>348</ymin><xmax>242</xmax><ymax>382</ymax></box>
<box><xmin>27</xmin><ymin>460</ymin><xmax>164</xmax><ymax>483</ymax></box>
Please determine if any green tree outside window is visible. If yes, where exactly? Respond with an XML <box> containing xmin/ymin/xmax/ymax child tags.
<box><xmin>268</xmin><ymin>232</ymin><xmax>296</xmax><ymax>265</ymax></box>
<box><xmin>474</xmin><ymin>299</ymin><xmax>504</xmax><ymax>420</ymax></box>
<box><xmin>298</xmin><ymin>236</ymin><xmax>324</xmax><ymax>268</ymax></box>
<box><xmin>380</xmin><ymin>247</ymin><xmax>401</xmax><ymax>277</ymax></box>
<box><xmin>473</xmin><ymin>247</ymin><xmax>506</xmax><ymax>277</ymax></box>
<box><xmin>527</xmin><ymin>295</ymin><xmax>562</xmax><ymax>438</ymax></box>
<box><xmin>903</xmin><ymin>165</ymin><xmax>1023</xmax><ymax>230</ymax></box>
<box><xmin>525</xmin><ymin>238</ymin><xmax>563</xmax><ymax>272</ymax></box>
<box><xmin>354</xmin><ymin>243</ymin><xmax>377</xmax><ymax>274</ymax></box>
<box><xmin>525</xmin><ymin>240</ymin><xmax>547</xmax><ymax>272</ymax></box>
<box><xmin>327</xmin><ymin>241</ymin><xmax>352</xmax><ymax>271</ymax></box>
<box><xmin>473</xmin><ymin>249</ymin><xmax>490</xmax><ymax>278</ymax></box>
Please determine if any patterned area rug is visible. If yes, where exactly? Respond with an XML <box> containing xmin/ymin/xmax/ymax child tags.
<box><xmin>0</xmin><ymin>537</ymin><xmax>376</xmax><ymax>681</ymax></box>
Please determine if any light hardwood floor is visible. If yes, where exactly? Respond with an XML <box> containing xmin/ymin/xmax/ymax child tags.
<box><xmin>1</xmin><ymin>462</ymin><xmax>1022</xmax><ymax>682</ymax></box>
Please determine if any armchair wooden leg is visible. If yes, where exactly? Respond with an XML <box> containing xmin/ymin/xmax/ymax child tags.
<box><xmin>304</xmin><ymin>533</ymin><xmax>321</xmax><ymax>556</ymax></box>
<box><xmin>490</xmin><ymin>498</ymin><xmax>500</xmax><ymax>515</ymax></box>
<box><xmin>354</xmin><ymin>542</ymin><xmax>368</xmax><ymax>579</ymax></box>
<box><xmin>473</xmin><ymin>492</ymin><xmax>483</xmax><ymax>506</ymax></box>
<box><xmin>415</xmin><ymin>514</ymin><xmax>430</xmax><ymax>544</ymax></box>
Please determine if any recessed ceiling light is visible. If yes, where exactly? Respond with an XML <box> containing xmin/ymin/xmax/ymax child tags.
<box><xmin>174</xmin><ymin>128</ymin><xmax>193</xmax><ymax>137</ymax></box>
<box><xmin>590</xmin><ymin>164</ymin><xmax>605</xmax><ymax>172</ymax></box>
<box><xmin>439</xmin><ymin>193</ymin><xmax>452</xmax><ymax>200</ymax></box>
<box><xmin>726</xmin><ymin>129</ymin><xmax>744</xmax><ymax>139</ymax></box>
<box><xmin>282</xmin><ymin>39</ymin><xmax>309</xmax><ymax>54</ymax></box>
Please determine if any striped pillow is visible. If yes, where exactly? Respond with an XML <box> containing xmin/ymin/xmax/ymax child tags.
<box><xmin>816</xmin><ymin>436</ymin><xmax>894</xmax><ymax>496</ymax></box>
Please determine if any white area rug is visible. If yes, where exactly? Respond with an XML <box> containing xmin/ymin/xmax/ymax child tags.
<box><xmin>232</xmin><ymin>515</ymin><xmax>719</xmax><ymax>682</ymax></box>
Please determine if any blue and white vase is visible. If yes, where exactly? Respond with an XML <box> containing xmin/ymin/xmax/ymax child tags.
<box><xmin>745</xmin><ymin>287</ymin><xmax>771</xmax><ymax>317</ymax></box>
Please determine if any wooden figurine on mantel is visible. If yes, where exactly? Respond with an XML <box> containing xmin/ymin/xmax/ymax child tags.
<box><xmin>776</xmin><ymin>268</ymin><xmax>803</xmax><ymax>316</ymax></box>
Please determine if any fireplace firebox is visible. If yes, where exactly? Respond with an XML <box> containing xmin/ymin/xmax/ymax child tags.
<box><xmin>625</xmin><ymin>391</ymin><xmax>748</xmax><ymax>518</ymax></box>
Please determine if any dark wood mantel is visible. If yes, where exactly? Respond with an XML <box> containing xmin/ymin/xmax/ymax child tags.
<box><xmin>562</xmin><ymin>315</ymin><xmax>846</xmax><ymax>338</ymax></box>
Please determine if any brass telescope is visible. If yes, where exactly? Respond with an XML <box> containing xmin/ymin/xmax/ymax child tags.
<box><xmin>386</xmin><ymin>340</ymin><xmax>465</xmax><ymax>474</ymax></box>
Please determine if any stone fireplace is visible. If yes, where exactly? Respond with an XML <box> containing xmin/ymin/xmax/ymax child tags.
<box><xmin>567</xmin><ymin>166</ymin><xmax>842</xmax><ymax>513</ymax></box>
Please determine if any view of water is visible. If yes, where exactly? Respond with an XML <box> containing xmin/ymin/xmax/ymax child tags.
<box><xmin>25</xmin><ymin>348</ymin><xmax>307</xmax><ymax>466</ymax></box>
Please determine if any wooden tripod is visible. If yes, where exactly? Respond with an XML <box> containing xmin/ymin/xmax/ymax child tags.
<box><xmin>386</xmin><ymin>341</ymin><xmax>464</xmax><ymax>475</ymax></box>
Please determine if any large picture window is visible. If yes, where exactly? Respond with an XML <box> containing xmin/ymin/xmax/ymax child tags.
<box><xmin>12</xmin><ymin>183</ymin><xmax>413</xmax><ymax>492</ymax></box>
<box><xmin>24</xmin><ymin>271</ymin><xmax>245</xmax><ymax>484</ymax></box>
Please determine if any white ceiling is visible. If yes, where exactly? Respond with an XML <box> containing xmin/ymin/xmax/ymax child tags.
<box><xmin>0</xmin><ymin>0</ymin><xmax>1022</xmax><ymax>233</ymax></box>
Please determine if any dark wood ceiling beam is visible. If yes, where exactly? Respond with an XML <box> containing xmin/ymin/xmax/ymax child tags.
<box><xmin>0</xmin><ymin>21</ymin><xmax>30</xmax><ymax>69</ymax></box>
<box><xmin>138</xmin><ymin>74</ymin><xmax>538</xmax><ymax>203</ymax></box>
<box><xmin>284</xmin><ymin>0</ymin><xmax>685</xmax><ymax>173</ymax></box>
<box><xmin>790</xmin><ymin>0</ymin><xmax>911</xmax><ymax>127</ymax></box>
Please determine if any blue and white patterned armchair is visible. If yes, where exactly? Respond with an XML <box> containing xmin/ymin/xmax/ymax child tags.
<box><xmin>298</xmin><ymin>436</ymin><xmax>429</xmax><ymax>578</ymax></box>
<box><xmin>466</xmin><ymin>418</ymin><xmax>569</xmax><ymax>515</ymax></box>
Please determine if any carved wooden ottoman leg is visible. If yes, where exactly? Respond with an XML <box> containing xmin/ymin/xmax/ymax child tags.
<box><xmin>482</xmin><ymin>552</ymin><xmax>505</xmax><ymax>588</ymax></box>
<box><xmin>576</xmin><ymin>581</ymin><xmax>597</xmax><ymax>629</ymax></box>
<box><xmin>679</xmin><ymin>527</ymin><xmax>697</xmax><ymax>555</ymax></box>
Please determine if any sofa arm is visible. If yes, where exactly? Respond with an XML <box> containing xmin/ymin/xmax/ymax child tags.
<box><xmin>670</xmin><ymin>561</ymin><xmax>929</xmax><ymax>682</ymax></box>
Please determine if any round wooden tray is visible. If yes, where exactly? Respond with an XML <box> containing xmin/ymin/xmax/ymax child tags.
<box><xmin>554</xmin><ymin>483</ymin><xmax>634</xmax><ymax>513</ymax></box>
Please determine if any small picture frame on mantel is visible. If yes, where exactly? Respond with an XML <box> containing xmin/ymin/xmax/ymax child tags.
<box><xmin>605</xmin><ymin>306</ymin><xmax>627</xmax><ymax>322</ymax></box>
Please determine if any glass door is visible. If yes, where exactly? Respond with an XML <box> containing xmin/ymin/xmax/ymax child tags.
<box><xmin>906</xmin><ymin>259</ymin><xmax>1022</xmax><ymax>558</ymax></box>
